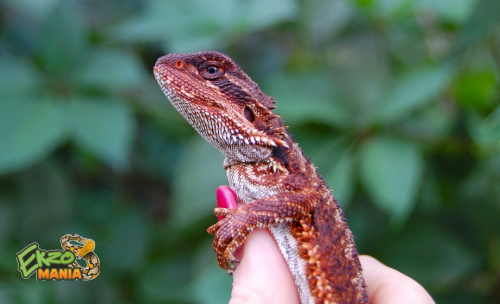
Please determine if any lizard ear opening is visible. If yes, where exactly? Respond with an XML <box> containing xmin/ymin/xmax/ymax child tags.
<box><xmin>243</xmin><ymin>106</ymin><xmax>255</xmax><ymax>123</ymax></box>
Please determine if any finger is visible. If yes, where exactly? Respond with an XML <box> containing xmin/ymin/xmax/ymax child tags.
<box><xmin>229</xmin><ymin>229</ymin><xmax>300</xmax><ymax>304</ymax></box>
<box><xmin>360</xmin><ymin>255</ymin><xmax>435</xmax><ymax>304</ymax></box>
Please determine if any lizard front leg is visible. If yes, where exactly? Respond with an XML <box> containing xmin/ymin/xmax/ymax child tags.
<box><xmin>207</xmin><ymin>191</ymin><xmax>315</xmax><ymax>271</ymax></box>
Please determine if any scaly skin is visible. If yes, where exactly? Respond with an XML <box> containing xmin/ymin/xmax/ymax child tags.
<box><xmin>154</xmin><ymin>51</ymin><xmax>367</xmax><ymax>304</ymax></box>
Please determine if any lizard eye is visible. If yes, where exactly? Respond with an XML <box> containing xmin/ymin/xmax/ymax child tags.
<box><xmin>199</xmin><ymin>61</ymin><xmax>225</xmax><ymax>80</ymax></box>
<box><xmin>207</xmin><ymin>66</ymin><xmax>218</xmax><ymax>74</ymax></box>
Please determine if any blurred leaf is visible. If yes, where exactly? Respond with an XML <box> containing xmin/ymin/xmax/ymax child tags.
<box><xmin>69</xmin><ymin>97</ymin><xmax>135</xmax><ymax>168</ymax></box>
<box><xmin>324</xmin><ymin>148</ymin><xmax>355</xmax><ymax>208</ymax></box>
<box><xmin>371</xmin><ymin>0</ymin><xmax>416</xmax><ymax>18</ymax></box>
<box><xmin>0</xmin><ymin>285</ymin><xmax>11</xmax><ymax>304</ymax></box>
<box><xmin>360</xmin><ymin>136</ymin><xmax>424</xmax><ymax>222</ymax></box>
<box><xmin>454</xmin><ymin>69</ymin><xmax>498</xmax><ymax>110</ymax></box>
<box><xmin>416</xmin><ymin>0</ymin><xmax>477</xmax><ymax>23</ymax></box>
<box><xmin>189</xmin><ymin>238</ymin><xmax>232</xmax><ymax>304</ymax></box>
<box><xmin>0</xmin><ymin>56</ymin><xmax>42</xmax><ymax>98</ymax></box>
<box><xmin>78</xmin><ymin>49</ymin><xmax>148</xmax><ymax>92</ymax></box>
<box><xmin>111</xmin><ymin>0</ymin><xmax>296</xmax><ymax>51</ymax></box>
<box><xmin>330</xmin><ymin>62</ymin><xmax>391</xmax><ymax>128</ymax></box>
<box><xmin>490</xmin><ymin>237</ymin><xmax>500</xmax><ymax>272</ymax></box>
<box><xmin>53</xmin><ymin>280</ymin><xmax>118</xmax><ymax>304</ymax></box>
<box><xmin>171</xmin><ymin>137</ymin><xmax>226</xmax><ymax>229</ymax></box>
<box><xmin>399</xmin><ymin>103</ymin><xmax>454</xmax><ymax>142</ymax></box>
<box><xmin>380</xmin><ymin>220</ymin><xmax>479</xmax><ymax>289</ymax></box>
<box><xmin>468</xmin><ymin>105</ymin><xmax>500</xmax><ymax>155</ymax></box>
<box><xmin>363</xmin><ymin>0</ymin><xmax>476</xmax><ymax>21</ymax></box>
<box><xmin>419</xmin><ymin>171</ymin><xmax>441</xmax><ymax>212</ymax></box>
<box><xmin>373</xmin><ymin>64</ymin><xmax>452</xmax><ymax>123</ymax></box>
<box><xmin>39</xmin><ymin>0</ymin><xmax>86</xmax><ymax>76</ymax></box>
<box><xmin>10</xmin><ymin>281</ymin><xmax>51</xmax><ymax>304</ymax></box>
<box><xmin>109</xmin><ymin>1</ymin><xmax>185</xmax><ymax>42</ymax></box>
<box><xmin>264</xmin><ymin>73</ymin><xmax>351</xmax><ymax>127</ymax></box>
<box><xmin>346</xmin><ymin>0</ymin><xmax>375</xmax><ymax>9</ymax></box>
<box><xmin>191</xmin><ymin>259</ymin><xmax>232</xmax><ymax>304</ymax></box>
<box><xmin>455</xmin><ymin>0</ymin><xmax>500</xmax><ymax>52</ymax></box>
<box><xmin>242</xmin><ymin>0</ymin><xmax>297</xmax><ymax>30</ymax></box>
<box><xmin>101</xmin><ymin>211</ymin><xmax>150</xmax><ymax>272</ymax></box>
<box><xmin>0</xmin><ymin>98</ymin><xmax>66</xmax><ymax>174</ymax></box>
<box><xmin>306</xmin><ymin>0</ymin><xmax>353</xmax><ymax>43</ymax></box>
<box><xmin>0</xmin><ymin>203</ymin><xmax>13</xmax><ymax>245</ymax></box>
<box><xmin>2</xmin><ymin>0</ymin><xmax>60</xmax><ymax>20</ymax></box>
<box><xmin>139</xmin><ymin>259</ymin><xmax>192</xmax><ymax>302</ymax></box>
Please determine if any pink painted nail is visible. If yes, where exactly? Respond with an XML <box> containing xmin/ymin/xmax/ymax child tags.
<box><xmin>216</xmin><ymin>185</ymin><xmax>237</xmax><ymax>220</ymax></box>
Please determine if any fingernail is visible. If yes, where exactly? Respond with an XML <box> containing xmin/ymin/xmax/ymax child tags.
<box><xmin>216</xmin><ymin>185</ymin><xmax>237</xmax><ymax>220</ymax></box>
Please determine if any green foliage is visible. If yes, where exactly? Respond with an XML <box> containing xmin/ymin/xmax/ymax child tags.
<box><xmin>1</xmin><ymin>0</ymin><xmax>499</xmax><ymax>303</ymax></box>
<box><xmin>360</xmin><ymin>136</ymin><xmax>424</xmax><ymax>223</ymax></box>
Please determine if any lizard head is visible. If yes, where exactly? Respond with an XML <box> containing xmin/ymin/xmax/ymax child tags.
<box><xmin>154</xmin><ymin>51</ymin><xmax>288</xmax><ymax>163</ymax></box>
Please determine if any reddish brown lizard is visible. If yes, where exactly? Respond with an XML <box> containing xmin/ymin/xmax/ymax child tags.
<box><xmin>154</xmin><ymin>51</ymin><xmax>368</xmax><ymax>304</ymax></box>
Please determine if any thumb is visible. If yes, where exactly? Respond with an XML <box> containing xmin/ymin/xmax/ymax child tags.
<box><xmin>230</xmin><ymin>229</ymin><xmax>299</xmax><ymax>304</ymax></box>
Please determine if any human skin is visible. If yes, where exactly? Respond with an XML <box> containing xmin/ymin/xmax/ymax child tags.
<box><xmin>229</xmin><ymin>229</ymin><xmax>435</xmax><ymax>304</ymax></box>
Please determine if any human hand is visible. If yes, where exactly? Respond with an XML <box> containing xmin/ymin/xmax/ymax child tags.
<box><xmin>215</xmin><ymin>186</ymin><xmax>435</xmax><ymax>304</ymax></box>
<box><xmin>359</xmin><ymin>255</ymin><xmax>435</xmax><ymax>304</ymax></box>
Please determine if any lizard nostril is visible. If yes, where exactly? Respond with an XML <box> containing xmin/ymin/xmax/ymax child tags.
<box><xmin>175</xmin><ymin>60</ymin><xmax>183</xmax><ymax>69</ymax></box>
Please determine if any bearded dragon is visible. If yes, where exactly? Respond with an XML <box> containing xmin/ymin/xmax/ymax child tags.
<box><xmin>154</xmin><ymin>51</ymin><xmax>367</xmax><ymax>304</ymax></box>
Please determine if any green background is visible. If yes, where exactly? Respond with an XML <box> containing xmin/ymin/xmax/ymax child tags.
<box><xmin>1</xmin><ymin>0</ymin><xmax>499</xmax><ymax>303</ymax></box>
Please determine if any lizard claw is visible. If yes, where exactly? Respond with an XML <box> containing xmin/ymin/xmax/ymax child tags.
<box><xmin>225</xmin><ymin>257</ymin><xmax>241</xmax><ymax>275</ymax></box>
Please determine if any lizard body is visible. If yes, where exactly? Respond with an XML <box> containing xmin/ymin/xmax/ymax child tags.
<box><xmin>154</xmin><ymin>51</ymin><xmax>367</xmax><ymax>304</ymax></box>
